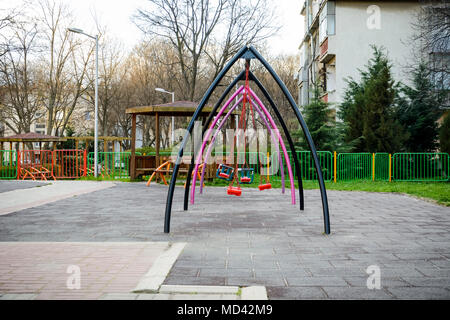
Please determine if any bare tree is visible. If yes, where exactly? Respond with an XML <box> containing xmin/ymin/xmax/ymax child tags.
<box><xmin>108</xmin><ymin>72</ymin><xmax>136</xmax><ymax>150</ymax></box>
<box><xmin>133</xmin><ymin>0</ymin><xmax>278</xmax><ymax>101</ymax></box>
<box><xmin>205</xmin><ymin>0</ymin><xmax>278</xmax><ymax>79</ymax></box>
<box><xmin>0</xmin><ymin>7</ymin><xmax>16</xmax><ymax>58</ymax></box>
<box><xmin>124</xmin><ymin>39</ymin><xmax>182</xmax><ymax>148</ymax></box>
<box><xmin>37</xmin><ymin>0</ymin><xmax>93</xmax><ymax>138</ymax></box>
<box><xmin>411</xmin><ymin>0</ymin><xmax>449</xmax><ymax>94</ymax></box>
<box><xmin>84</xmin><ymin>33</ymin><xmax>126</xmax><ymax>138</ymax></box>
<box><xmin>0</xmin><ymin>4</ymin><xmax>19</xmax><ymax>137</ymax></box>
<box><xmin>0</xmin><ymin>19</ymin><xmax>42</xmax><ymax>134</ymax></box>
<box><xmin>252</xmin><ymin>53</ymin><xmax>300</xmax><ymax>131</ymax></box>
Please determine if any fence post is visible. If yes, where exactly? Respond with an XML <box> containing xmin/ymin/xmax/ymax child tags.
<box><xmin>372</xmin><ymin>153</ymin><xmax>375</xmax><ymax>181</ymax></box>
<box><xmin>51</xmin><ymin>150</ymin><xmax>55</xmax><ymax>178</ymax></box>
<box><xmin>389</xmin><ymin>153</ymin><xmax>392</xmax><ymax>182</ymax></box>
<box><xmin>16</xmin><ymin>151</ymin><xmax>21</xmax><ymax>180</ymax></box>
<box><xmin>83</xmin><ymin>150</ymin><xmax>87</xmax><ymax>177</ymax></box>
<box><xmin>333</xmin><ymin>151</ymin><xmax>337</xmax><ymax>183</ymax></box>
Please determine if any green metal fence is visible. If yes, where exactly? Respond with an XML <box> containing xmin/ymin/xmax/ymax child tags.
<box><xmin>337</xmin><ymin>153</ymin><xmax>373</xmax><ymax>180</ymax></box>
<box><xmin>0</xmin><ymin>150</ymin><xmax>17</xmax><ymax>179</ymax></box>
<box><xmin>285</xmin><ymin>151</ymin><xmax>333</xmax><ymax>182</ymax></box>
<box><xmin>157</xmin><ymin>150</ymin><xmax>334</xmax><ymax>182</ymax></box>
<box><xmin>87</xmin><ymin>152</ymin><xmax>141</xmax><ymax>179</ymax></box>
<box><xmin>375</xmin><ymin>153</ymin><xmax>390</xmax><ymax>181</ymax></box>
<box><xmin>392</xmin><ymin>153</ymin><xmax>449</xmax><ymax>181</ymax></box>
<box><xmin>2</xmin><ymin>149</ymin><xmax>449</xmax><ymax>182</ymax></box>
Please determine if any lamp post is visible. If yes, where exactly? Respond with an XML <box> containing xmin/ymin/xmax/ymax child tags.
<box><xmin>155</xmin><ymin>88</ymin><xmax>175</xmax><ymax>145</ymax></box>
<box><xmin>68</xmin><ymin>27</ymin><xmax>99</xmax><ymax>177</ymax></box>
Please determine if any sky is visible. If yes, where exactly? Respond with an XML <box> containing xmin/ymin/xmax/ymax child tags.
<box><xmin>3</xmin><ymin>0</ymin><xmax>305</xmax><ymax>55</ymax></box>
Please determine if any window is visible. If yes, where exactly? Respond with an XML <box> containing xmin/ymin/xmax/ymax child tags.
<box><xmin>327</xmin><ymin>1</ymin><xmax>336</xmax><ymax>36</ymax></box>
<box><xmin>318</xmin><ymin>2</ymin><xmax>336</xmax><ymax>44</ymax></box>
<box><xmin>319</xmin><ymin>8</ymin><xmax>327</xmax><ymax>44</ymax></box>
<box><xmin>35</xmin><ymin>124</ymin><xmax>45</xmax><ymax>129</ymax></box>
<box><xmin>429</xmin><ymin>53</ymin><xmax>450</xmax><ymax>91</ymax></box>
<box><xmin>85</xmin><ymin>111</ymin><xmax>91</xmax><ymax>121</ymax></box>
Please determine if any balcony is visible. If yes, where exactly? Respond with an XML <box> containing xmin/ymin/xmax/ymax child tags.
<box><xmin>319</xmin><ymin>38</ymin><xmax>335</xmax><ymax>64</ymax></box>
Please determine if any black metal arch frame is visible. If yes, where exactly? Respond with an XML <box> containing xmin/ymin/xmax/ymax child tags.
<box><xmin>182</xmin><ymin>70</ymin><xmax>305</xmax><ymax>213</ymax></box>
<box><xmin>183</xmin><ymin>70</ymin><xmax>246</xmax><ymax>211</ymax></box>
<box><xmin>164</xmin><ymin>46</ymin><xmax>330</xmax><ymax>234</ymax></box>
<box><xmin>247</xmin><ymin>71</ymin><xmax>304</xmax><ymax>211</ymax></box>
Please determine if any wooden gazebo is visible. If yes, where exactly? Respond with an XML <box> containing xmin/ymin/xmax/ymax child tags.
<box><xmin>126</xmin><ymin>100</ymin><xmax>238</xmax><ymax>179</ymax></box>
<box><xmin>0</xmin><ymin>132</ymin><xmax>67</xmax><ymax>150</ymax></box>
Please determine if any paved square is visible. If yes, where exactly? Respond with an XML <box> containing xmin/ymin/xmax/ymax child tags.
<box><xmin>0</xmin><ymin>181</ymin><xmax>449</xmax><ymax>299</ymax></box>
<box><xmin>0</xmin><ymin>242</ymin><xmax>169</xmax><ymax>299</ymax></box>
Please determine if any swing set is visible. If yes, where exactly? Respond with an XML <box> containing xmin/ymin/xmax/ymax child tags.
<box><xmin>163</xmin><ymin>46</ymin><xmax>331</xmax><ymax>235</ymax></box>
<box><xmin>209</xmin><ymin>66</ymin><xmax>275</xmax><ymax>197</ymax></box>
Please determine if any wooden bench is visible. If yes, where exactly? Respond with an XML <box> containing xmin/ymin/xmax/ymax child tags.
<box><xmin>146</xmin><ymin>161</ymin><xmax>204</xmax><ymax>187</ymax></box>
<box><xmin>132</xmin><ymin>154</ymin><xmax>215</xmax><ymax>183</ymax></box>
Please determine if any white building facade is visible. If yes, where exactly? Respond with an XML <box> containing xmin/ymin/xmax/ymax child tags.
<box><xmin>297</xmin><ymin>0</ymin><xmax>422</xmax><ymax>112</ymax></box>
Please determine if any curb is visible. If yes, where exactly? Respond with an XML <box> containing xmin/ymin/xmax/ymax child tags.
<box><xmin>133</xmin><ymin>242</ymin><xmax>187</xmax><ymax>293</ymax></box>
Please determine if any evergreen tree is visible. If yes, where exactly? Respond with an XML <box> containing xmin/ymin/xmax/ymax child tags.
<box><xmin>294</xmin><ymin>85</ymin><xmax>336</xmax><ymax>151</ymax></box>
<box><xmin>397</xmin><ymin>63</ymin><xmax>443</xmax><ymax>152</ymax></box>
<box><xmin>440</xmin><ymin>113</ymin><xmax>450</xmax><ymax>154</ymax></box>
<box><xmin>339</xmin><ymin>79</ymin><xmax>365</xmax><ymax>150</ymax></box>
<box><xmin>339</xmin><ymin>46</ymin><xmax>407</xmax><ymax>153</ymax></box>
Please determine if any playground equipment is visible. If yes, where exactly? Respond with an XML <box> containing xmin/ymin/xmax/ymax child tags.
<box><xmin>258</xmin><ymin>152</ymin><xmax>272</xmax><ymax>191</ymax></box>
<box><xmin>217</xmin><ymin>164</ymin><xmax>234</xmax><ymax>181</ymax></box>
<box><xmin>238</xmin><ymin>168</ymin><xmax>254</xmax><ymax>184</ymax></box>
<box><xmin>164</xmin><ymin>46</ymin><xmax>331</xmax><ymax>235</ymax></box>
<box><xmin>18</xmin><ymin>150</ymin><xmax>56</xmax><ymax>181</ymax></box>
<box><xmin>146</xmin><ymin>161</ymin><xmax>205</xmax><ymax>187</ymax></box>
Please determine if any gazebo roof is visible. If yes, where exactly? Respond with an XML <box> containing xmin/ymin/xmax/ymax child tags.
<box><xmin>0</xmin><ymin>132</ymin><xmax>67</xmax><ymax>143</ymax></box>
<box><xmin>126</xmin><ymin>100</ymin><xmax>239</xmax><ymax>117</ymax></box>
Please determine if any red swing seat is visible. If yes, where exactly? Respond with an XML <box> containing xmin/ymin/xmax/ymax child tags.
<box><xmin>258</xmin><ymin>183</ymin><xmax>272</xmax><ymax>191</ymax></box>
<box><xmin>227</xmin><ymin>186</ymin><xmax>242</xmax><ymax>196</ymax></box>
<box><xmin>240</xmin><ymin>176</ymin><xmax>251</xmax><ymax>183</ymax></box>
<box><xmin>219</xmin><ymin>172</ymin><xmax>230</xmax><ymax>179</ymax></box>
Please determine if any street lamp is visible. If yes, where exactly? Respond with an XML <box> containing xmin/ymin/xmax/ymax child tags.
<box><xmin>155</xmin><ymin>88</ymin><xmax>175</xmax><ymax>145</ymax></box>
<box><xmin>68</xmin><ymin>27</ymin><xmax>99</xmax><ymax>177</ymax></box>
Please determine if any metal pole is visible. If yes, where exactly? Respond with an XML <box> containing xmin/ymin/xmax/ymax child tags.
<box><xmin>94</xmin><ymin>35</ymin><xmax>99</xmax><ymax>177</ymax></box>
<box><xmin>248</xmin><ymin>46</ymin><xmax>330</xmax><ymax>234</ymax></box>
<box><xmin>67</xmin><ymin>28</ymin><xmax>98</xmax><ymax>176</ymax></box>
<box><xmin>165</xmin><ymin>47</ymin><xmax>248</xmax><ymax>233</ymax></box>
<box><xmin>248</xmin><ymin>71</ymin><xmax>305</xmax><ymax>210</ymax></box>
<box><xmin>171</xmin><ymin>92</ymin><xmax>175</xmax><ymax>145</ymax></box>
<box><xmin>183</xmin><ymin>70</ymin><xmax>246</xmax><ymax>212</ymax></box>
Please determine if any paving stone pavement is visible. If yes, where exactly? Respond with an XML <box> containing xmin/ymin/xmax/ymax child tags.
<box><xmin>0</xmin><ymin>242</ymin><xmax>169</xmax><ymax>300</ymax></box>
<box><xmin>0</xmin><ymin>182</ymin><xmax>449</xmax><ymax>299</ymax></box>
<box><xmin>0</xmin><ymin>180</ymin><xmax>114</xmax><ymax>216</ymax></box>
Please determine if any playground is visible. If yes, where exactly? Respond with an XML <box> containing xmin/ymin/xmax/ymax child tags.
<box><xmin>0</xmin><ymin>180</ymin><xmax>449</xmax><ymax>299</ymax></box>
<box><xmin>0</xmin><ymin>46</ymin><xmax>449</xmax><ymax>300</ymax></box>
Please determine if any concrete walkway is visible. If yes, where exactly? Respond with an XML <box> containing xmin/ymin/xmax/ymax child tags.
<box><xmin>0</xmin><ymin>181</ymin><xmax>114</xmax><ymax>216</ymax></box>
<box><xmin>0</xmin><ymin>182</ymin><xmax>449</xmax><ymax>299</ymax></box>
<box><xmin>0</xmin><ymin>242</ymin><xmax>169</xmax><ymax>299</ymax></box>
<box><xmin>0</xmin><ymin>241</ymin><xmax>266</xmax><ymax>300</ymax></box>
<box><xmin>0</xmin><ymin>181</ymin><xmax>50</xmax><ymax>193</ymax></box>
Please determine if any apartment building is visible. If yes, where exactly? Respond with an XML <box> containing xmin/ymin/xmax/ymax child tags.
<box><xmin>297</xmin><ymin>0</ymin><xmax>423</xmax><ymax>111</ymax></box>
